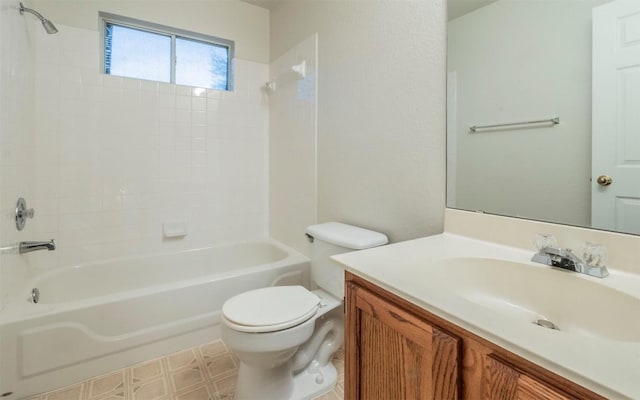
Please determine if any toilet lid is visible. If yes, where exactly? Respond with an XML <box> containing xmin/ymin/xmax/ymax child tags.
<box><xmin>222</xmin><ymin>286</ymin><xmax>320</xmax><ymax>333</ymax></box>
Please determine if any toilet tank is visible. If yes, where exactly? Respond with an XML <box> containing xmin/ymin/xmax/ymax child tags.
<box><xmin>306</xmin><ymin>222</ymin><xmax>388</xmax><ymax>299</ymax></box>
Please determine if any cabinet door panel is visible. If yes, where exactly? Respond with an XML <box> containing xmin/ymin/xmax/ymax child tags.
<box><xmin>483</xmin><ymin>355</ymin><xmax>572</xmax><ymax>400</ymax></box>
<box><xmin>346</xmin><ymin>283</ymin><xmax>460</xmax><ymax>400</ymax></box>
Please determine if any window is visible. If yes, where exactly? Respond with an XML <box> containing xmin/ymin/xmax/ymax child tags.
<box><xmin>100</xmin><ymin>12</ymin><xmax>234</xmax><ymax>91</ymax></box>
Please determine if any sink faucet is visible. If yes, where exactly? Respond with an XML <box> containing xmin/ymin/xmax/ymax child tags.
<box><xmin>19</xmin><ymin>239</ymin><xmax>55</xmax><ymax>254</ymax></box>
<box><xmin>531</xmin><ymin>246</ymin><xmax>609</xmax><ymax>278</ymax></box>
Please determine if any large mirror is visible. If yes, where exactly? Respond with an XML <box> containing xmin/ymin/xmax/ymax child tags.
<box><xmin>446</xmin><ymin>0</ymin><xmax>640</xmax><ymax>236</ymax></box>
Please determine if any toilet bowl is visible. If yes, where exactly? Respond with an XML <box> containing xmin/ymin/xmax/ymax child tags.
<box><xmin>221</xmin><ymin>222</ymin><xmax>388</xmax><ymax>400</ymax></box>
<box><xmin>222</xmin><ymin>287</ymin><xmax>342</xmax><ymax>399</ymax></box>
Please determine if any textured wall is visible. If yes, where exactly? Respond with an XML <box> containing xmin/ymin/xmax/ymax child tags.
<box><xmin>270</xmin><ymin>0</ymin><xmax>447</xmax><ymax>243</ymax></box>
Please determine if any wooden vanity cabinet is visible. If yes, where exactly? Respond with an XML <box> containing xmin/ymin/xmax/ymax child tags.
<box><xmin>482</xmin><ymin>355</ymin><xmax>572</xmax><ymax>400</ymax></box>
<box><xmin>345</xmin><ymin>272</ymin><xmax>606</xmax><ymax>400</ymax></box>
<box><xmin>345</xmin><ymin>279</ymin><xmax>460</xmax><ymax>399</ymax></box>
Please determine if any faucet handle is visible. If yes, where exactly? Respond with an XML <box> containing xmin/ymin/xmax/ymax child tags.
<box><xmin>15</xmin><ymin>197</ymin><xmax>35</xmax><ymax>231</ymax></box>
<box><xmin>534</xmin><ymin>233</ymin><xmax>558</xmax><ymax>252</ymax></box>
<box><xmin>583</xmin><ymin>242</ymin><xmax>607</xmax><ymax>267</ymax></box>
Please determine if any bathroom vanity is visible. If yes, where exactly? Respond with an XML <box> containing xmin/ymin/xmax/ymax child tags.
<box><xmin>345</xmin><ymin>272</ymin><xmax>603</xmax><ymax>399</ymax></box>
<box><xmin>334</xmin><ymin>229</ymin><xmax>640</xmax><ymax>400</ymax></box>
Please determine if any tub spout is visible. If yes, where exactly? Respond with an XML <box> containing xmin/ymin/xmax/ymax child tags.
<box><xmin>19</xmin><ymin>239</ymin><xmax>55</xmax><ymax>254</ymax></box>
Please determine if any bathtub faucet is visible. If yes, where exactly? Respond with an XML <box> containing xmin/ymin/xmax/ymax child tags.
<box><xmin>19</xmin><ymin>239</ymin><xmax>55</xmax><ymax>254</ymax></box>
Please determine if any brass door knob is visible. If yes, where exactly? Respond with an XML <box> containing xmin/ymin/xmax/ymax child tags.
<box><xmin>597</xmin><ymin>175</ymin><xmax>613</xmax><ymax>186</ymax></box>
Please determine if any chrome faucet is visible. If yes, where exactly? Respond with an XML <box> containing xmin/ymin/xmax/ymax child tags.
<box><xmin>19</xmin><ymin>239</ymin><xmax>55</xmax><ymax>254</ymax></box>
<box><xmin>531</xmin><ymin>246</ymin><xmax>609</xmax><ymax>278</ymax></box>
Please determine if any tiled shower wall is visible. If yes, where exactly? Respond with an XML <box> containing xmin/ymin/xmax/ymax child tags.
<box><xmin>0</xmin><ymin>0</ymin><xmax>37</xmax><ymax>309</ymax></box>
<box><xmin>28</xmin><ymin>24</ymin><xmax>269</xmax><ymax>270</ymax></box>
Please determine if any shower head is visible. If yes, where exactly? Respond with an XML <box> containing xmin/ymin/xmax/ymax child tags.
<box><xmin>41</xmin><ymin>19</ymin><xmax>58</xmax><ymax>34</ymax></box>
<box><xmin>19</xmin><ymin>2</ymin><xmax>58</xmax><ymax>34</ymax></box>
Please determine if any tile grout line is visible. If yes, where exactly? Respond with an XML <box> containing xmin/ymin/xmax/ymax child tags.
<box><xmin>32</xmin><ymin>340</ymin><xmax>343</xmax><ymax>400</ymax></box>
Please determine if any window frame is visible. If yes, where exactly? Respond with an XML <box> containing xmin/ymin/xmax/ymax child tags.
<box><xmin>99</xmin><ymin>12</ymin><xmax>235</xmax><ymax>91</ymax></box>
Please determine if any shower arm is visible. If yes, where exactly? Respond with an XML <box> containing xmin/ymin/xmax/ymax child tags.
<box><xmin>19</xmin><ymin>2</ymin><xmax>46</xmax><ymax>21</ymax></box>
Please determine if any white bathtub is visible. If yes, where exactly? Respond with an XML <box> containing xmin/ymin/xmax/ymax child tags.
<box><xmin>0</xmin><ymin>240</ymin><xmax>310</xmax><ymax>399</ymax></box>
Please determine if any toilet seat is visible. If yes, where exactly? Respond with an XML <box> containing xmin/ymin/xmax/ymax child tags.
<box><xmin>223</xmin><ymin>286</ymin><xmax>320</xmax><ymax>333</ymax></box>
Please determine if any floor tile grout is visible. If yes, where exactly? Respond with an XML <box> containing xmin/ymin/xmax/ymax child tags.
<box><xmin>30</xmin><ymin>340</ymin><xmax>343</xmax><ymax>400</ymax></box>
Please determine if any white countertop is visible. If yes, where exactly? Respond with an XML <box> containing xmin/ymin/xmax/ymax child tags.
<box><xmin>332</xmin><ymin>233</ymin><xmax>640</xmax><ymax>400</ymax></box>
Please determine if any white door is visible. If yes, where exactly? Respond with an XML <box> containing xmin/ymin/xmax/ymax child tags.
<box><xmin>592</xmin><ymin>0</ymin><xmax>640</xmax><ymax>234</ymax></box>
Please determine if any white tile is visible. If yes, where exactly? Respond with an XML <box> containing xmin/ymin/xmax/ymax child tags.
<box><xmin>174</xmin><ymin>122</ymin><xmax>191</xmax><ymax>137</ymax></box>
<box><xmin>191</xmin><ymin>137</ymin><xmax>207</xmax><ymax>151</ymax></box>
<box><xmin>122</xmin><ymin>77</ymin><xmax>141</xmax><ymax>90</ymax></box>
<box><xmin>175</xmin><ymin>109</ymin><xmax>191</xmax><ymax>124</ymax></box>
<box><xmin>58</xmin><ymin>68</ymin><xmax>82</xmax><ymax>84</ymax></box>
<box><xmin>102</xmin><ymin>195</ymin><xmax>123</xmax><ymax>211</ymax></box>
<box><xmin>82</xmin><ymin>85</ymin><xmax>102</xmax><ymax>101</ymax></box>
<box><xmin>192</xmin><ymin>87</ymin><xmax>207</xmax><ymax>97</ymax></box>
<box><xmin>191</xmin><ymin>97</ymin><xmax>206</xmax><ymax>111</ymax></box>
<box><xmin>158</xmin><ymin>82</ymin><xmax>175</xmax><ymax>94</ymax></box>
<box><xmin>141</xmin><ymin>80</ymin><xmax>159</xmax><ymax>93</ymax></box>
<box><xmin>23</xmin><ymin>19</ymin><xmax>270</xmax><ymax>271</ymax></box>
<box><xmin>175</xmin><ymin>137</ymin><xmax>191</xmax><ymax>152</ymax></box>
<box><xmin>102</xmin><ymin>86</ymin><xmax>122</xmax><ymax>103</ymax></box>
<box><xmin>176</xmin><ymin>95</ymin><xmax>191</xmax><ymax>110</ymax></box>
<box><xmin>158</xmin><ymin>108</ymin><xmax>176</xmax><ymax>123</ymax></box>
<box><xmin>122</xmin><ymin>89</ymin><xmax>142</xmax><ymax>109</ymax></box>
<box><xmin>191</xmin><ymin>125</ymin><xmax>206</xmax><ymax>139</ymax></box>
<box><xmin>191</xmin><ymin>152</ymin><xmax>207</xmax><ymax>167</ymax></box>
<box><xmin>58</xmin><ymin>196</ymin><xmax>102</xmax><ymax>214</ymax></box>
<box><xmin>175</xmin><ymin>85</ymin><xmax>192</xmax><ymax>96</ymax></box>
<box><xmin>159</xmin><ymin>93</ymin><xmax>176</xmax><ymax>109</ymax></box>
<box><xmin>206</xmin><ymin>89</ymin><xmax>222</xmax><ymax>100</ymax></box>
<box><xmin>102</xmin><ymin>74</ymin><xmax>122</xmax><ymax>88</ymax></box>
<box><xmin>191</xmin><ymin>111</ymin><xmax>206</xmax><ymax>126</ymax></box>
<box><xmin>191</xmin><ymin>165</ymin><xmax>208</xmax><ymax>180</ymax></box>
<box><xmin>59</xmin><ymin>84</ymin><xmax>83</xmax><ymax>100</ymax></box>
<box><xmin>33</xmin><ymin>213</ymin><xmax>59</xmax><ymax>234</ymax></box>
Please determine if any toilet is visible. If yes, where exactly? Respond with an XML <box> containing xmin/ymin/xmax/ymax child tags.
<box><xmin>221</xmin><ymin>222</ymin><xmax>388</xmax><ymax>400</ymax></box>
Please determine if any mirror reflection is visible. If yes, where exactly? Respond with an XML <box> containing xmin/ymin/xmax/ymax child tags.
<box><xmin>446</xmin><ymin>0</ymin><xmax>640</xmax><ymax>236</ymax></box>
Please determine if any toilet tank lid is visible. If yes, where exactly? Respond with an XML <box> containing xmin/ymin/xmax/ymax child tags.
<box><xmin>306</xmin><ymin>222</ymin><xmax>388</xmax><ymax>250</ymax></box>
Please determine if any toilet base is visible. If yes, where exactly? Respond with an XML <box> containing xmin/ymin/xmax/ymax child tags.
<box><xmin>234</xmin><ymin>359</ymin><xmax>338</xmax><ymax>400</ymax></box>
<box><xmin>290</xmin><ymin>360</ymin><xmax>338</xmax><ymax>400</ymax></box>
<box><xmin>235</xmin><ymin>362</ymin><xmax>295</xmax><ymax>400</ymax></box>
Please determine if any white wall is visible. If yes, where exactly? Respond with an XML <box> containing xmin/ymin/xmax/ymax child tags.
<box><xmin>270</xmin><ymin>0</ymin><xmax>447</xmax><ymax>243</ymax></box>
<box><xmin>31</xmin><ymin>0</ymin><xmax>270</xmax><ymax>63</ymax></box>
<box><xmin>29</xmin><ymin>23</ymin><xmax>269</xmax><ymax>269</ymax></box>
<box><xmin>0</xmin><ymin>0</ymin><xmax>37</xmax><ymax>309</ymax></box>
<box><xmin>447</xmin><ymin>0</ymin><xmax>607</xmax><ymax>227</ymax></box>
<box><xmin>269</xmin><ymin>34</ymin><xmax>317</xmax><ymax>255</ymax></box>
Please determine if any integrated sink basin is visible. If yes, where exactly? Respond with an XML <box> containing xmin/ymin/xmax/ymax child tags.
<box><xmin>428</xmin><ymin>257</ymin><xmax>640</xmax><ymax>342</ymax></box>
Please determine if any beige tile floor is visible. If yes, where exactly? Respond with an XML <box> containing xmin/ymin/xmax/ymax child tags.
<box><xmin>27</xmin><ymin>340</ymin><xmax>344</xmax><ymax>400</ymax></box>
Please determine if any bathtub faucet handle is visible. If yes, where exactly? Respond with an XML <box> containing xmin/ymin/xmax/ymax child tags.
<box><xmin>15</xmin><ymin>197</ymin><xmax>35</xmax><ymax>231</ymax></box>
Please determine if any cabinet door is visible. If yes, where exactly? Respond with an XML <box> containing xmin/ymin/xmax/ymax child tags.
<box><xmin>345</xmin><ymin>283</ymin><xmax>460</xmax><ymax>400</ymax></box>
<box><xmin>483</xmin><ymin>355</ymin><xmax>573</xmax><ymax>400</ymax></box>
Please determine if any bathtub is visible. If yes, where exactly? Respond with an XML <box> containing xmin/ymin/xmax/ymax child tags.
<box><xmin>0</xmin><ymin>240</ymin><xmax>310</xmax><ymax>399</ymax></box>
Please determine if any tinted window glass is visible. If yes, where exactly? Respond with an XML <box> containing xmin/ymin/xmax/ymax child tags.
<box><xmin>105</xmin><ymin>23</ymin><xmax>171</xmax><ymax>83</ymax></box>
<box><xmin>176</xmin><ymin>37</ymin><xmax>229</xmax><ymax>90</ymax></box>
